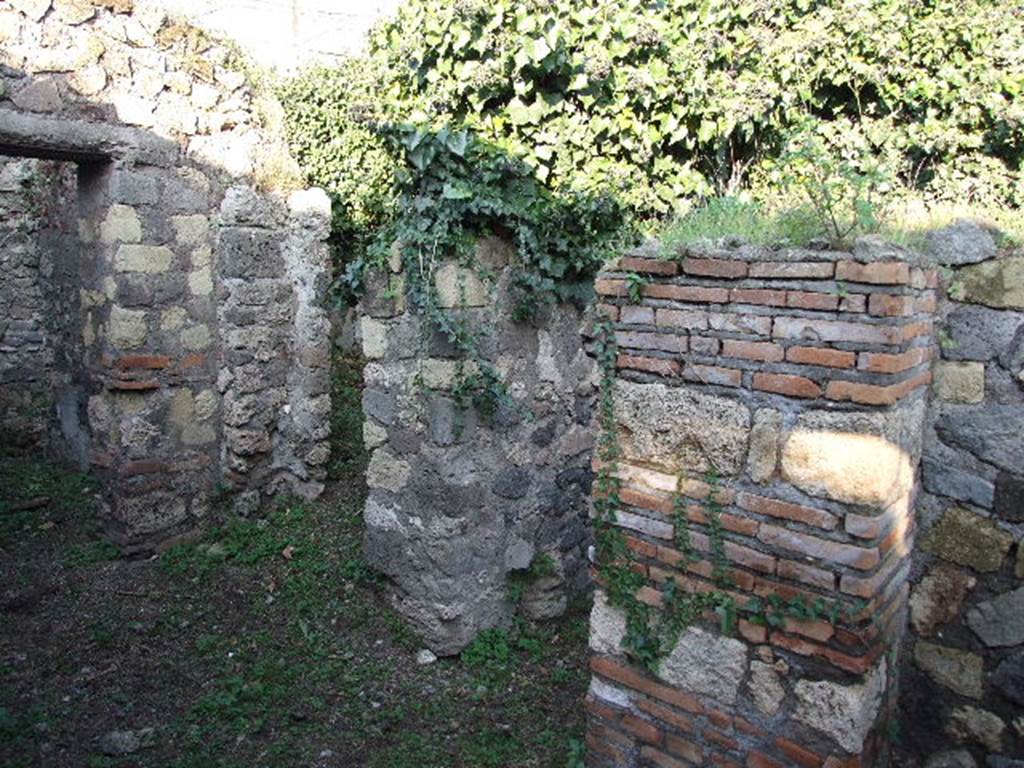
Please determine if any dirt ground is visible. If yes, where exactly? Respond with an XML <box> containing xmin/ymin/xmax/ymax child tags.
<box><xmin>0</xmin><ymin>456</ymin><xmax>589</xmax><ymax>768</ymax></box>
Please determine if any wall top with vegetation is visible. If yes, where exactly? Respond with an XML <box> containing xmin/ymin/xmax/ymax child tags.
<box><xmin>281</xmin><ymin>0</ymin><xmax>1023</xmax><ymax>306</ymax></box>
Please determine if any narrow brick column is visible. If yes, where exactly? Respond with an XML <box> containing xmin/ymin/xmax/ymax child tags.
<box><xmin>586</xmin><ymin>242</ymin><xmax>938</xmax><ymax>767</ymax></box>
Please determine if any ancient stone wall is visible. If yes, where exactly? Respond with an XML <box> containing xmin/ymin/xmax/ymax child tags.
<box><xmin>586</xmin><ymin>241</ymin><xmax>938</xmax><ymax>768</ymax></box>
<box><xmin>0</xmin><ymin>0</ymin><xmax>330</xmax><ymax>550</ymax></box>
<box><xmin>359</xmin><ymin>238</ymin><xmax>597</xmax><ymax>654</ymax></box>
<box><xmin>0</xmin><ymin>156</ymin><xmax>76</xmax><ymax>455</ymax></box>
<box><xmin>900</xmin><ymin>223</ymin><xmax>1024</xmax><ymax>766</ymax></box>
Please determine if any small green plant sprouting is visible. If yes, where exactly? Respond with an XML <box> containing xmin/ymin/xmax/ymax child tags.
<box><xmin>937</xmin><ymin>327</ymin><xmax>959</xmax><ymax>352</ymax></box>
<box><xmin>624</xmin><ymin>272</ymin><xmax>650</xmax><ymax>303</ymax></box>
<box><xmin>774</xmin><ymin>120</ymin><xmax>888</xmax><ymax>247</ymax></box>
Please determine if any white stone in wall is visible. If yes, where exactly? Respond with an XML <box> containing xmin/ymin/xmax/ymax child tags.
<box><xmin>657</xmin><ymin>626</ymin><xmax>749</xmax><ymax>706</ymax></box>
<box><xmin>589</xmin><ymin>590</ymin><xmax>627</xmax><ymax>656</ymax></box>
<box><xmin>793</xmin><ymin>661</ymin><xmax>887</xmax><ymax>753</ymax></box>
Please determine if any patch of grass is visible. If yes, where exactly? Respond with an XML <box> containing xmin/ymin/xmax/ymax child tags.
<box><xmin>660</xmin><ymin>196</ymin><xmax>826</xmax><ymax>253</ymax></box>
<box><xmin>0</xmin><ymin>456</ymin><xmax>98</xmax><ymax>543</ymax></box>
<box><xmin>5</xmin><ymin>478</ymin><xmax>589</xmax><ymax>768</ymax></box>
<box><xmin>62</xmin><ymin>539</ymin><xmax>120</xmax><ymax>568</ymax></box>
<box><xmin>661</xmin><ymin>195</ymin><xmax>1024</xmax><ymax>255</ymax></box>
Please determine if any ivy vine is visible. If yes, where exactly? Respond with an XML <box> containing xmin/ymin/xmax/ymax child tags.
<box><xmin>592</xmin><ymin>317</ymin><xmax>865</xmax><ymax>673</ymax></box>
<box><xmin>359</xmin><ymin>123</ymin><xmax>627</xmax><ymax>417</ymax></box>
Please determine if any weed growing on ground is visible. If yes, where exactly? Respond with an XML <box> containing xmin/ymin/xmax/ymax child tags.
<box><xmin>0</xmin><ymin>457</ymin><xmax>98</xmax><ymax>544</ymax></box>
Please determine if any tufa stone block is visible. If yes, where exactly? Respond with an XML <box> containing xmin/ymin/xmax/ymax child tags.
<box><xmin>934</xmin><ymin>361</ymin><xmax>986</xmax><ymax>404</ymax></box>
<box><xmin>107</xmin><ymin>305</ymin><xmax>148</xmax><ymax>349</ymax></box>
<box><xmin>657</xmin><ymin>626</ymin><xmax>748</xmax><ymax>706</ymax></box>
<box><xmin>965</xmin><ymin>587</ymin><xmax>1024</xmax><ymax>648</ymax></box>
<box><xmin>615</xmin><ymin>380</ymin><xmax>750</xmax><ymax>475</ymax></box>
<box><xmin>956</xmin><ymin>257</ymin><xmax>1024</xmax><ymax>311</ymax></box>
<box><xmin>115</xmin><ymin>244</ymin><xmax>174</xmax><ymax>274</ymax></box>
<box><xmin>793</xmin><ymin>662</ymin><xmax>887</xmax><ymax>753</ymax></box>
<box><xmin>909</xmin><ymin>563</ymin><xmax>976</xmax><ymax>637</ymax></box>
<box><xmin>914</xmin><ymin>642</ymin><xmax>983</xmax><ymax>699</ymax></box>
<box><xmin>434</xmin><ymin>263</ymin><xmax>488</xmax><ymax>308</ymax></box>
<box><xmin>922</xmin><ymin>507</ymin><xmax>1013</xmax><ymax>572</ymax></box>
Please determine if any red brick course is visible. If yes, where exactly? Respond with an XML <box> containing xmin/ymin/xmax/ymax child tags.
<box><xmin>588</xmin><ymin>248</ymin><xmax>931</xmax><ymax>768</ymax></box>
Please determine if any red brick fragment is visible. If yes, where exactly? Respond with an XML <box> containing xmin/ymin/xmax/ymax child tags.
<box><xmin>824</xmin><ymin>371</ymin><xmax>931</xmax><ymax>406</ymax></box>
<box><xmin>857</xmin><ymin>347</ymin><xmax>930</xmax><ymax>374</ymax></box>
<box><xmin>752</xmin><ymin>372</ymin><xmax>822</xmax><ymax>399</ymax></box>
<box><xmin>114</xmin><ymin>354</ymin><xmax>171</xmax><ymax>369</ymax></box>
<box><xmin>665</xmin><ymin>734</ymin><xmax>705</xmax><ymax>765</ymax></box>
<box><xmin>621</xmin><ymin>713</ymin><xmax>662</xmax><ymax>745</ymax></box>
<box><xmin>621</xmin><ymin>256</ymin><xmax>679</xmax><ymax>275</ymax></box>
<box><xmin>617</xmin><ymin>354</ymin><xmax>680</xmax><ymax>377</ymax></box>
<box><xmin>748</xmin><ymin>261</ymin><xmax>834</xmax><ymax>279</ymax></box>
<box><xmin>839</xmin><ymin>293</ymin><xmax>868</xmax><ymax>313</ymax></box>
<box><xmin>730</xmin><ymin>288</ymin><xmax>787</xmax><ymax>307</ymax></box>
<box><xmin>642</xmin><ymin>745</ymin><xmax>697</xmax><ymax>768</ymax></box>
<box><xmin>635</xmin><ymin>699</ymin><xmax>696</xmax><ymax>734</ymax></box>
<box><xmin>620</xmin><ymin>305</ymin><xmax>654</xmax><ymax>324</ymax></box>
<box><xmin>595</xmin><ymin>278</ymin><xmax>628</xmax><ymax>297</ymax></box>
<box><xmin>758</xmin><ymin>523</ymin><xmax>880</xmax><ymax>570</ymax></box>
<box><xmin>616</xmin><ymin>331</ymin><xmax>687</xmax><ymax>354</ymax></box>
<box><xmin>773</xmin><ymin>316</ymin><xmax>897</xmax><ymax>345</ymax></box>
<box><xmin>120</xmin><ymin>459</ymin><xmax>168</xmax><ymax>477</ymax></box>
<box><xmin>590</xmin><ymin>657</ymin><xmax>704</xmax><ymax>715</ymax></box>
<box><xmin>835</xmin><ymin>260</ymin><xmax>910</xmax><ymax>285</ymax></box>
<box><xmin>108</xmin><ymin>378</ymin><xmax>160</xmax><ymax>391</ymax></box>
<box><xmin>775</xmin><ymin>737</ymin><xmax>825</xmax><ymax>768</ymax></box>
<box><xmin>683</xmin><ymin>364</ymin><xmax>742</xmax><ymax>387</ymax></box>
<box><xmin>868</xmin><ymin>293</ymin><xmax>914</xmax><ymax>317</ymax></box>
<box><xmin>738</xmin><ymin>619</ymin><xmax>767</xmax><ymax>644</ymax></box>
<box><xmin>777</xmin><ymin>559</ymin><xmax>836</xmax><ymax>591</ymax></box>
<box><xmin>786</xmin><ymin>346</ymin><xmax>856</xmax><ymax>369</ymax></box>
<box><xmin>644</xmin><ymin>284</ymin><xmax>730</xmax><ymax>304</ymax></box>
<box><xmin>737</xmin><ymin>492</ymin><xmax>838</xmax><ymax>530</ymax></box>
<box><xmin>722</xmin><ymin>340</ymin><xmax>784</xmax><ymax>362</ymax></box>
<box><xmin>705</xmin><ymin>728</ymin><xmax>739</xmax><ymax>751</ymax></box>
<box><xmin>683</xmin><ymin>257</ymin><xmax>748</xmax><ymax>278</ymax></box>
<box><xmin>656</xmin><ymin>308</ymin><xmax>709</xmax><ymax>330</ymax></box>
<box><xmin>747</xmin><ymin>750</ymin><xmax>786</xmax><ymax>768</ymax></box>
<box><xmin>787</xmin><ymin>291</ymin><xmax>839</xmax><ymax>311</ymax></box>
<box><xmin>178</xmin><ymin>353</ymin><xmax>207</xmax><ymax>369</ymax></box>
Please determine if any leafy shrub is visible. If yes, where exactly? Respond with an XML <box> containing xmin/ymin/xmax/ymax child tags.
<box><xmin>282</xmin><ymin>0</ymin><xmax>1022</xmax><ymax>260</ymax></box>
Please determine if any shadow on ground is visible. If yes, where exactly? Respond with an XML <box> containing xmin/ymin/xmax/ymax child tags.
<box><xmin>0</xmin><ymin>451</ymin><xmax>588</xmax><ymax>768</ymax></box>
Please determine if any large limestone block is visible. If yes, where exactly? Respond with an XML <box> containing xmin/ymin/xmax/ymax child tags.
<box><xmin>780</xmin><ymin>404</ymin><xmax>921</xmax><ymax>509</ymax></box>
<box><xmin>957</xmin><ymin>256</ymin><xmax>1024</xmax><ymax>310</ymax></box>
<box><xmin>657</xmin><ymin>626</ymin><xmax>748</xmax><ymax>706</ymax></box>
<box><xmin>615</xmin><ymin>380</ymin><xmax>750</xmax><ymax>475</ymax></box>
<box><xmin>793</xmin><ymin>662</ymin><xmax>887</xmax><ymax>753</ymax></box>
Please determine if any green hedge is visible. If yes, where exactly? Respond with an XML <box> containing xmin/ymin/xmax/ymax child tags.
<box><xmin>281</xmin><ymin>0</ymin><xmax>1022</xmax><ymax>269</ymax></box>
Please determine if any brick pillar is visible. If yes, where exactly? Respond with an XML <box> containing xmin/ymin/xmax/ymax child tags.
<box><xmin>586</xmin><ymin>242</ymin><xmax>938</xmax><ymax>767</ymax></box>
